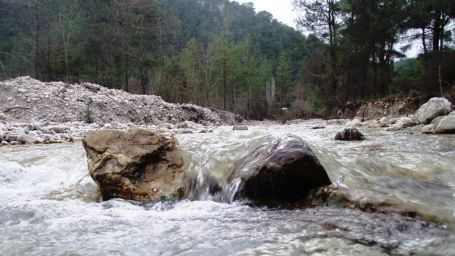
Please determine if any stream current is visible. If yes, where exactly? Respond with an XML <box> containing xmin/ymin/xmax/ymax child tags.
<box><xmin>1</xmin><ymin>120</ymin><xmax>455</xmax><ymax>255</ymax></box>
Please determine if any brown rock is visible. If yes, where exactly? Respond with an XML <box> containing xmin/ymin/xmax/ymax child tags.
<box><xmin>335</xmin><ymin>128</ymin><xmax>365</xmax><ymax>141</ymax></box>
<box><xmin>230</xmin><ymin>135</ymin><xmax>331</xmax><ymax>202</ymax></box>
<box><xmin>82</xmin><ymin>128</ymin><xmax>185</xmax><ymax>201</ymax></box>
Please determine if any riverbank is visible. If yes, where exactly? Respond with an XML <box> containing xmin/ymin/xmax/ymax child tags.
<box><xmin>0</xmin><ymin>77</ymin><xmax>242</xmax><ymax>146</ymax></box>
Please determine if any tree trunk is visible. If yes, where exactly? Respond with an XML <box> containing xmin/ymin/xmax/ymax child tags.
<box><xmin>432</xmin><ymin>13</ymin><xmax>441</xmax><ymax>52</ymax></box>
<box><xmin>421</xmin><ymin>27</ymin><xmax>427</xmax><ymax>55</ymax></box>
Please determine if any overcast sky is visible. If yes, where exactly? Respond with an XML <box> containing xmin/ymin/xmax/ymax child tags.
<box><xmin>234</xmin><ymin>0</ymin><xmax>298</xmax><ymax>28</ymax></box>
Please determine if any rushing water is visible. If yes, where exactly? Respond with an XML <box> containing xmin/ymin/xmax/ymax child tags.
<box><xmin>1</xmin><ymin>120</ymin><xmax>455</xmax><ymax>255</ymax></box>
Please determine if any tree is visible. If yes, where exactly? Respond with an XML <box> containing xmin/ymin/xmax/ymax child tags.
<box><xmin>276</xmin><ymin>51</ymin><xmax>293</xmax><ymax>109</ymax></box>
<box><xmin>294</xmin><ymin>0</ymin><xmax>340</xmax><ymax>108</ymax></box>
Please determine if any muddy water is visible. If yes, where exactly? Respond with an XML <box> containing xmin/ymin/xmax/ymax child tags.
<box><xmin>1</xmin><ymin>120</ymin><xmax>454</xmax><ymax>255</ymax></box>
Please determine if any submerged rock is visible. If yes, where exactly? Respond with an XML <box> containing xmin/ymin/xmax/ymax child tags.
<box><xmin>415</xmin><ymin>97</ymin><xmax>451</xmax><ymax>124</ymax></box>
<box><xmin>422</xmin><ymin>124</ymin><xmax>436</xmax><ymax>134</ymax></box>
<box><xmin>434</xmin><ymin>112</ymin><xmax>455</xmax><ymax>134</ymax></box>
<box><xmin>82</xmin><ymin>128</ymin><xmax>185</xmax><ymax>201</ymax></box>
<box><xmin>230</xmin><ymin>135</ymin><xmax>331</xmax><ymax>202</ymax></box>
<box><xmin>233</xmin><ymin>125</ymin><xmax>248</xmax><ymax>131</ymax></box>
<box><xmin>335</xmin><ymin>128</ymin><xmax>365</xmax><ymax>141</ymax></box>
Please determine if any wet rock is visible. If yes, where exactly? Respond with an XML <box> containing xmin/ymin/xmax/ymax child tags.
<box><xmin>379</xmin><ymin>117</ymin><xmax>390</xmax><ymax>127</ymax></box>
<box><xmin>335</xmin><ymin>128</ymin><xmax>365</xmax><ymax>141</ymax></box>
<box><xmin>430</xmin><ymin>116</ymin><xmax>445</xmax><ymax>127</ymax></box>
<box><xmin>233</xmin><ymin>125</ymin><xmax>248</xmax><ymax>131</ymax></box>
<box><xmin>386</xmin><ymin>116</ymin><xmax>417</xmax><ymax>131</ymax></box>
<box><xmin>0</xmin><ymin>112</ymin><xmax>6</xmax><ymax>120</ymax></box>
<box><xmin>415</xmin><ymin>97</ymin><xmax>451</xmax><ymax>124</ymax></box>
<box><xmin>1</xmin><ymin>141</ymin><xmax>9</xmax><ymax>146</ymax></box>
<box><xmin>176</xmin><ymin>120</ymin><xmax>200</xmax><ymax>129</ymax></box>
<box><xmin>363</xmin><ymin>120</ymin><xmax>380</xmax><ymax>128</ymax></box>
<box><xmin>47</xmin><ymin>124</ymin><xmax>70</xmax><ymax>134</ymax></box>
<box><xmin>12</xmin><ymin>123</ymin><xmax>34</xmax><ymax>133</ymax></box>
<box><xmin>230</xmin><ymin>135</ymin><xmax>331</xmax><ymax>202</ymax></box>
<box><xmin>158</xmin><ymin>123</ymin><xmax>175</xmax><ymax>130</ymax></box>
<box><xmin>434</xmin><ymin>112</ymin><xmax>455</xmax><ymax>134</ymax></box>
<box><xmin>303</xmin><ymin>186</ymin><xmax>428</xmax><ymax>220</ymax></box>
<box><xmin>13</xmin><ymin>127</ymin><xmax>27</xmax><ymax>135</ymax></box>
<box><xmin>422</xmin><ymin>124</ymin><xmax>436</xmax><ymax>134</ymax></box>
<box><xmin>82</xmin><ymin>128</ymin><xmax>185</xmax><ymax>202</ymax></box>
<box><xmin>17</xmin><ymin>134</ymin><xmax>38</xmax><ymax>144</ymax></box>
<box><xmin>5</xmin><ymin>133</ymin><xmax>19</xmax><ymax>142</ymax></box>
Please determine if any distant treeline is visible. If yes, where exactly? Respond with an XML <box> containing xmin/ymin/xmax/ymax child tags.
<box><xmin>294</xmin><ymin>0</ymin><xmax>455</xmax><ymax>114</ymax></box>
<box><xmin>0</xmin><ymin>0</ymin><xmax>454</xmax><ymax>118</ymax></box>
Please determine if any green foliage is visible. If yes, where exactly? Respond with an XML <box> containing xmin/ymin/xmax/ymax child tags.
<box><xmin>0</xmin><ymin>0</ymin><xmax>309</xmax><ymax>118</ymax></box>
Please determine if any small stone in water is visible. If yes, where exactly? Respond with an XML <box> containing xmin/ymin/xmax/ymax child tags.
<box><xmin>335</xmin><ymin>128</ymin><xmax>365</xmax><ymax>141</ymax></box>
<box><xmin>233</xmin><ymin>125</ymin><xmax>248</xmax><ymax>131</ymax></box>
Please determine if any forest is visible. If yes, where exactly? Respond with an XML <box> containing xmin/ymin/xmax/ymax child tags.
<box><xmin>0</xmin><ymin>0</ymin><xmax>454</xmax><ymax>118</ymax></box>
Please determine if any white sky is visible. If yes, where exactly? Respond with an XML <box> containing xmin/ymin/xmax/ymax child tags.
<box><xmin>234</xmin><ymin>0</ymin><xmax>297</xmax><ymax>28</ymax></box>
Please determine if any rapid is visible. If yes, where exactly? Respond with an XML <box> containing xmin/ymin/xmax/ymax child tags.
<box><xmin>1</xmin><ymin>120</ymin><xmax>455</xmax><ymax>255</ymax></box>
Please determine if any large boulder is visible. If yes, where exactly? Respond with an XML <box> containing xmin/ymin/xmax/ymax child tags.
<box><xmin>230</xmin><ymin>135</ymin><xmax>331</xmax><ymax>202</ymax></box>
<box><xmin>434</xmin><ymin>112</ymin><xmax>455</xmax><ymax>134</ymax></box>
<box><xmin>415</xmin><ymin>97</ymin><xmax>451</xmax><ymax>124</ymax></box>
<box><xmin>82</xmin><ymin>129</ymin><xmax>185</xmax><ymax>201</ymax></box>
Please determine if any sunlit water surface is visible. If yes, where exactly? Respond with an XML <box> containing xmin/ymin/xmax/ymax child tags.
<box><xmin>1</xmin><ymin>120</ymin><xmax>455</xmax><ymax>255</ymax></box>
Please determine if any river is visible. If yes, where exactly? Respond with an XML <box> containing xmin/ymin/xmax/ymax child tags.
<box><xmin>1</xmin><ymin>120</ymin><xmax>454</xmax><ymax>255</ymax></box>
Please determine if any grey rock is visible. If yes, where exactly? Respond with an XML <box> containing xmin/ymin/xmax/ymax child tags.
<box><xmin>42</xmin><ymin>135</ymin><xmax>52</xmax><ymax>142</ymax></box>
<box><xmin>6</xmin><ymin>133</ymin><xmax>19</xmax><ymax>142</ymax></box>
<box><xmin>158</xmin><ymin>123</ymin><xmax>175</xmax><ymax>130</ymax></box>
<box><xmin>386</xmin><ymin>117</ymin><xmax>417</xmax><ymax>131</ymax></box>
<box><xmin>13</xmin><ymin>127</ymin><xmax>27</xmax><ymax>135</ymax></box>
<box><xmin>379</xmin><ymin>117</ymin><xmax>389</xmax><ymax>127</ymax></box>
<box><xmin>415</xmin><ymin>97</ymin><xmax>451</xmax><ymax>124</ymax></box>
<box><xmin>422</xmin><ymin>124</ymin><xmax>436</xmax><ymax>134</ymax></box>
<box><xmin>176</xmin><ymin>121</ymin><xmax>199</xmax><ymax>129</ymax></box>
<box><xmin>33</xmin><ymin>122</ymin><xmax>43</xmax><ymax>131</ymax></box>
<box><xmin>1</xmin><ymin>141</ymin><xmax>9</xmax><ymax>146</ymax></box>
<box><xmin>47</xmin><ymin>124</ymin><xmax>69</xmax><ymax>133</ymax></box>
<box><xmin>431</xmin><ymin>116</ymin><xmax>445</xmax><ymax>127</ymax></box>
<box><xmin>233</xmin><ymin>125</ymin><xmax>248</xmax><ymax>131</ymax></box>
<box><xmin>17</xmin><ymin>134</ymin><xmax>38</xmax><ymax>144</ymax></box>
<box><xmin>434</xmin><ymin>112</ymin><xmax>455</xmax><ymax>134</ymax></box>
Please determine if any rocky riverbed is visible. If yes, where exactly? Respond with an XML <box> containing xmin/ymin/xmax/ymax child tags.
<box><xmin>0</xmin><ymin>77</ymin><xmax>241</xmax><ymax>146</ymax></box>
